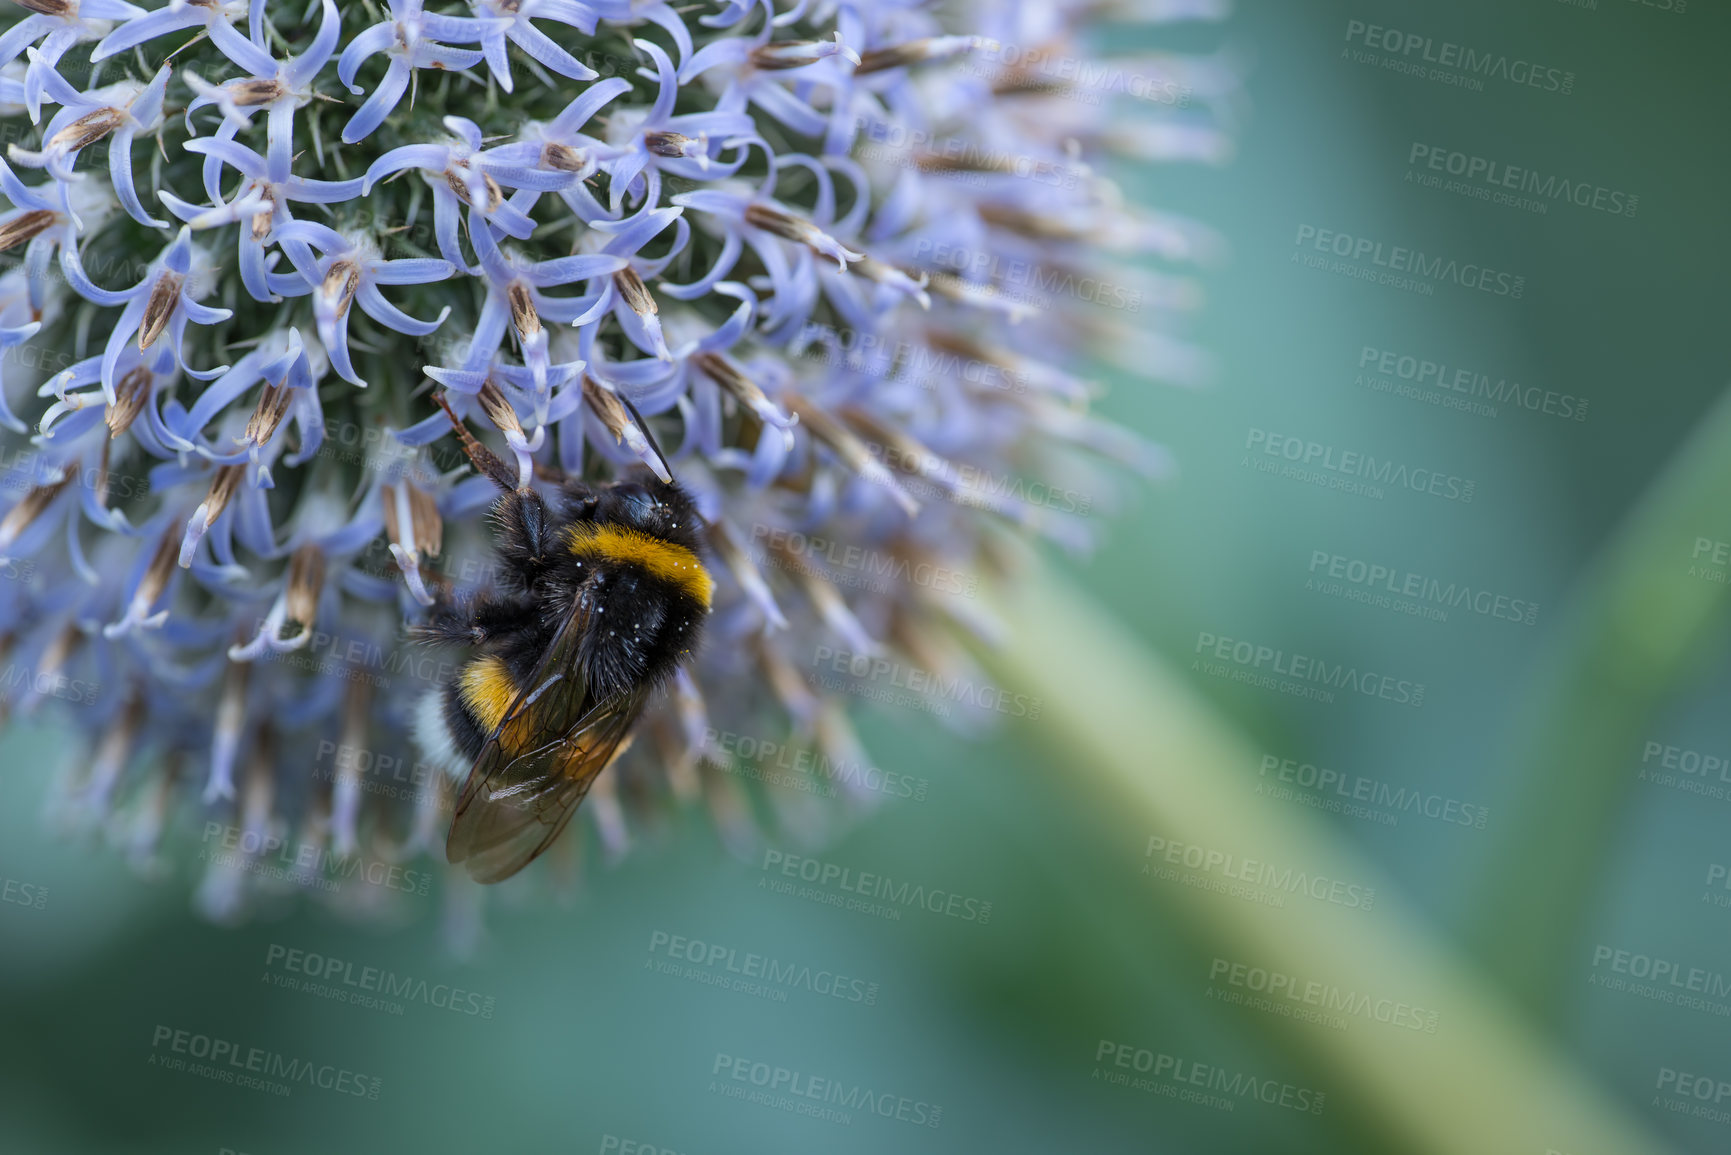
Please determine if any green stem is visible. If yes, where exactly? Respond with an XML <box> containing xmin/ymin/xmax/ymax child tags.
<box><xmin>1468</xmin><ymin>386</ymin><xmax>1731</xmax><ymax>1016</ymax></box>
<box><xmin>973</xmin><ymin>559</ymin><xmax>1677</xmax><ymax>1155</ymax></box>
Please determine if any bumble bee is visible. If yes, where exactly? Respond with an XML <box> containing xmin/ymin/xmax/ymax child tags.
<box><xmin>412</xmin><ymin>395</ymin><xmax>712</xmax><ymax>883</ymax></box>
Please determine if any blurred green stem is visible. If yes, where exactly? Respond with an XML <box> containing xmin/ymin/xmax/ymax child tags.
<box><xmin>976</xmin><ymin>559</ymin><xmax>1676</xmax><ymax>1155</ymax></box>
<box><xmin>1468</xmin><ymin>385</ymin><xmax>1731</xmax><ymax>1016</ymax></box>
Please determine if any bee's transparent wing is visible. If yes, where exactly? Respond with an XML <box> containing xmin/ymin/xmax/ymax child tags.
<box><xmin>446</xmin><ymin>606</ymin><xmax>648</xmax><ymax>884</ymax></box>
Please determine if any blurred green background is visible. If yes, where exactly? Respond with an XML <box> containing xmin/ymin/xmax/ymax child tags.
<box><xmin>4</xmin><ymin>1</ymin><xmax>1730</xmax><ymax>1152</ymax></box>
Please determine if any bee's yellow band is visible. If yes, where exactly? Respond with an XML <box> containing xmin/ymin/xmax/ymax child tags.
<box><xmin>459</xmin><ymin>655</ymin><xmax>516</xmax><ymax>735</ymax></box>
<box><xmin>566</xmin><ymin>524</ymin><xmax>714</xmax><ymax>609</ymax></box>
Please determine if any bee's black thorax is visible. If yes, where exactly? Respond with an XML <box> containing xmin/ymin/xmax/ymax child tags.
<box><xmin>419</xmin><ymin>475</ymin><xmax>712</xmax><ymax>767</ymax></box>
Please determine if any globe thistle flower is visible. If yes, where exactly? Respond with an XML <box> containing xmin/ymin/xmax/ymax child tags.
<box><xmin>0</xmin><ymin>0</ymin><xmax>1231</xmax><ymax>928</ymax></box>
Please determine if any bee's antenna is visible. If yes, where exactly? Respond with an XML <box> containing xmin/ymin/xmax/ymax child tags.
<box><xmin>436</xmin><ymin>392</ymin><xmax>522</xmax><ymax>493</ymax></box>
<box><xmin>616</xmin><ymin>390</ymin><xmax>673</xmax><ymax>483</ymax></box>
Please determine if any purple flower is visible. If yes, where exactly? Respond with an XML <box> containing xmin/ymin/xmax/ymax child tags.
<box><xmin>338</xmin><ymin>0</ymin><xmax>488</xmax><ymax>144</ymax></box>
<box><xmin>0</xmin><ymin>0</ymin><xmax>145</xmax><ymax>122</ymax></box>
<box><xmin>92</xmin><ymin>0</ymin><xmax>276</xmax><ymax>78</ymax></box>
<box><xmin>162</xmin><ymin>135</ymin><xmax>363</xmax><ymax>304</ymax></box>
<box><xmin>7</xmin><ymin>59</ymin><xmax>169</xmax><ymax>226</ymax></box>
<box><xmin>268</xmin><ymin>221</ymin><xmax>456</xmax><ymax>387</ymax></box>
<box><xmin>462</xmin><ymin>0</ymin><xmax>602</xmax><ymax>93</ymax></box>
<box><xmin>60</xmin><ymin>226</ymin><xmax>232</xmax><ymax>402</ymax></box>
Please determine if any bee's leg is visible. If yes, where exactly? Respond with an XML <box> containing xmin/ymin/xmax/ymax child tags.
<box><xmin>410</xmin><ymin>591</ymin><xmax>536</xmax><ymax>646</ymax></box>
<box><xmin>491</xmin><ymin>489</ymin><xmax>562</xmax><ymax>591</ymax></box>
<box><xmin>436</xmin><ymin>392</ymin><xmax>519</xmax><ymax>493</ymax></box>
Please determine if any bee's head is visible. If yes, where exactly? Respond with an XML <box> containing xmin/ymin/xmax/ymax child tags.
<box><xmin>594</xmin><ymin>475</ymin><xmax>704</xmax><ymax>550</ymax></box>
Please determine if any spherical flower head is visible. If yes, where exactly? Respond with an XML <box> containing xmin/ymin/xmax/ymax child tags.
<box><xmin>0</xmin><ymin>0</ymin><xmax>1231</xmax><ymax>930</ymax></box>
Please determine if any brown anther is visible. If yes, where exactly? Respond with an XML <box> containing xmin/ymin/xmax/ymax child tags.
<box><xmin>644</xmin><ymin>130</ymin><xmax>696</xmax><ymax>158</ymax></box>
<box><xmin>613</xmin><ymin>266</ymin><xmax>658</xmax><ymax>318</ymax></box>
<box><xmin>742</xmin><ymin>202</ymin><xmax>807</xmax><ymax>244</ymax></box>
<box><xmin>445</xmin><ymin>170</ymin><xmax>473</xmax><ymax>205</ymax></box>
<box><xmin>506</xmin><ymin>281</ymin><xmax>541</xmax><ymax>339</ymax></box>
<box><xmin>692</xmin><ymin>351</ymin><xmax>768</xmax><ymax>412</ymax></box>
<box><xmin>782</xmin><ymin>394</ymin><xmax>916</xmax><ymax>516</ymax></box>
<box><xmin>199</xmin><ymin>464</ymin><xmax>245</xmax><ymax>529</ymax></box>
<box><xmin>475</xmin><ymin>378</ymin><xmax>525</xmax><ymax>437</ymax></box>
<box><xmin>132</xmin><ymin>528</ymin><xmax>181</xmax><ymax>616</ymax></box>
<box><xmin>321</xmin><ymin>260</ymin><xmax>360</xmax><ymax>320</ymax></box>
<box><xmin>748</xmin><ymin>39</ymin><xmax>839</xmax><ymax>71</ymax></box>
<box><xmin>105</xmin><ymin>366</ymin><xmax>152</xmax><ymax>439</ymax></box>
<box><xmin>138</xmin><ymin>272</ymin><xmax>184</xmax><ymax>350</ymax></box>
<box><xmin>581</xmin><ymin>374</ymin><xmax>634</xmax><ymax>443</ymax></box>
<box><xmin>48</xmin><ymin>107</ymin><xmax>123</xmax><ymax>153</ymax></box>
<box><xmin>283</xmin><ymin>544</ymin><xmax>325</xmax><ymax>630</ymax></box>
<box><xmin>244</xmin><ymin>380</ymin><xmax>294</xmax><ymax>448</ymax></box>
<box><xmin>541</xmin><ymin>142</ymin><xmax>588</xmax><ymax>172</ymax></box>
<box><xmin>0</xmin><ymin>209</ymin><xmax>57</xmax><ymax>253</ymax></box>
<box><xmin>16</xmin><ymin>0</ymin><xmax>74</xmax><ymax>16</ymax></box>
<box><xmin>445</xmin><ymin>169</ymin><xmax>504</xmax><ymax>210</ymax></box>
<box><xmin>992</xmin><ymin>74</ymin><xmax>1071</xmax><ymax>99</ymax></box>
<box><xmin>229</xmin><ymin>78</ymin><xmax>286</xmax><ymax>106</ymax></box>
<box><xmin>92</xmin><ymin>440</ymin><xmax>110</xmax><ymax>510</ymax></box>
<box><xmin>381</xmin><ymin>482</ymin><xmax>443</xmax><ymax>559</ymax></box>
<box><xmin>35</xmin><ymin>622</ymin><xmax>82</xmax><ymax>687</ymax></box>
<box><xmin>0</xmin><ymin>472</ymin><xmax>72</xmax><ymax>552</ymax></box>
<box><xmin>978</xmin><ymin>202</ymin><xmax>1088</xmax><ymax>242</ymax></box>
<box><xmin>855</xmin><ymin>36</ymin><xmax>983</xmax><ymax>76</ymax></box>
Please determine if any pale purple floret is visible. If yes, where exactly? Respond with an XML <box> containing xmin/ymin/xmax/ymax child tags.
<box><xmin>162</xmin><ymin>136</ymin><xmax>362</xmax><ymax>304</ymax></box>
<box><xmin>0</xmin><ymin>0</ymin><xmax>144</xmax><ymax>123</ymax></box>
<box><xmin>7</xmin><ymin>58</ymin><xmax>168</xmax><ymax>226</ymax></box>
<box><xmin>91</xmin><ymin>0</ymin><xmax>275</xmax><ymax>78</ymax></box>
<box><xmin>361</xmin><ymin>115</ymin><xmax>544</xmax><ymax>268</ymax></box>
<box><xmin>337</xmin><ymin>0</ymin><xmax>487</xmax><ymax>144</ymax></box>
<box><xmin>268</xmin><ymin>220</ymin><xmax>456</xmax><ymax>387</ymax></box>
<box><xmin>60</xmin><ymin>226</ymin><xmax>232</xmax><ymax>402</ymax></box>
<box><xmin>457</xmin><ymin>0</ymin><xmax>602</xmax><ymax>93</ymax></box>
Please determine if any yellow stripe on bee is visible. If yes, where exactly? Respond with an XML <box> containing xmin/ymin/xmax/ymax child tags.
<box><xmin>566</xmin><ymin>523</ymin><xmax>713</xmax><ymax>608</ymax></box>
<box><xmin>459</xmin><ymin>655</ymin><xmax>517</xmax><ymax>736</ymax></box>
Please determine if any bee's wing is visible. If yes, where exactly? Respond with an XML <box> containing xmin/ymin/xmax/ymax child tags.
<box><xmin>446</xmin><ymin>606</ymin><xmax>648</xmax><ymax>884</ymax></box>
